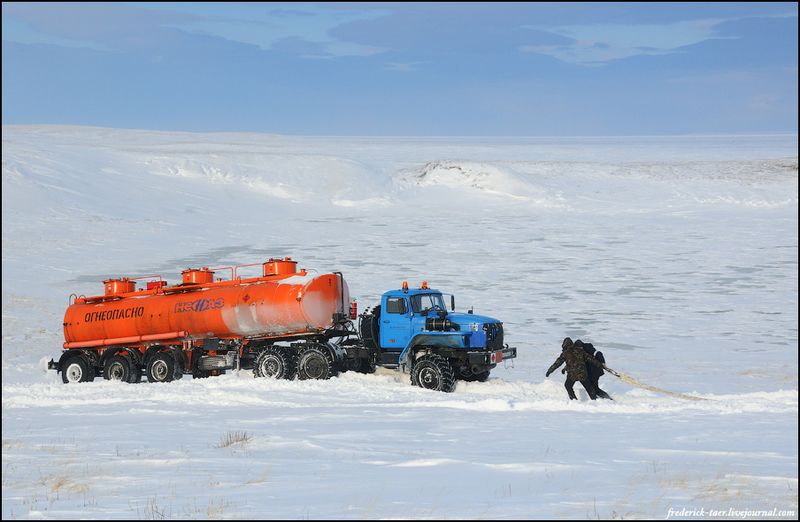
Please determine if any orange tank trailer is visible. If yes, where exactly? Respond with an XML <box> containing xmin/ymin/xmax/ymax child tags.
<box><xmin>51</xmin><ymin>258</ymin><xmax>355</xmax><ymax>384</ymax></box>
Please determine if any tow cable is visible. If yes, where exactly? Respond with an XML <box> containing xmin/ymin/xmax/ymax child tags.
<box><xmin>604</xmin><ymin>365</ymin><xmax>708</xmax><ymax>401</ymax></box>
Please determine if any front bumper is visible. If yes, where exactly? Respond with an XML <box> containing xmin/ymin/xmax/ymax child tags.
<box><xmin>491</xmin><ymin>346</ymin><xmax>516</xmax><ymax>364</ymax></box>
<box><xmin>467</xmin><ymin>346</ymin><xmax>517</xmax><ymax>365</ymax></box>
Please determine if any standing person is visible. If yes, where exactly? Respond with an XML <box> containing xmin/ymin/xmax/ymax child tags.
<box><xmin>583</xmin><ymin>343</ymin><xmax>612</xmax><ymax>400</ymax></box>
<box><xmin>545</xmin><ymin>337</ymin><xmax>603</xmax><ymax>400</ymax></box>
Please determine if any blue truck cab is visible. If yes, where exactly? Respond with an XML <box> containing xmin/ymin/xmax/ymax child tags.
<box><xmin>357</xmin><ymin>282</ymin><xmax>517</xmax><ymax>392</ymax></box>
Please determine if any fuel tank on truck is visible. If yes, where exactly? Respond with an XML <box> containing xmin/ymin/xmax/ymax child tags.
<box><xmin>62</xmin><ymin>258</ymin><xmax>350</xmax><ymax>348</ymax></box>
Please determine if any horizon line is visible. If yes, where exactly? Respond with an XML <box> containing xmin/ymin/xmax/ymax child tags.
<box><xmin>2</xmin><ymin>123</ymin><xmax>798</xmax><ymax>140</ymax></box>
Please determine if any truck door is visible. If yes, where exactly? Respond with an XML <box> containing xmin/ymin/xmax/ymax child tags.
<box><xmin>380</xmin><ymin>296</ymin><xmax>412</xmax><ymax>349</ymax></box>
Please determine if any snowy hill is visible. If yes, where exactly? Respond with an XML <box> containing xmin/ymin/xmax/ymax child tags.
<box><xmin>2</xmin><ymin>126</ymin><xmax>797</xmax><ymax>519</ymax></box>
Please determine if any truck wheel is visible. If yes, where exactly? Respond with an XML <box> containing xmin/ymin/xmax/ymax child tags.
<box><xmin>297</xmin><ymin>345</ymin><xmax>337</xmax><ymax>380</ymax></box>
<box><xmin>146</xmin><ymin>352</ymin><xmax>176</xmax><ymax>383</ymax></box>
<box><xmin>254</xmin><ymin>347</ymin><xmax>297</xmax><ymax>380</ymax></box>
<box><xmin>412</xmin><ymin>354</ymin><xmax>456</xmax><ymax>392</ymax></box>
<box><xmin>458</xmin><ymin>369</ymin><xmax>491</xmax><ymax>382</ymax></box>
<box><xmin>473</xmin><ymin>370</ymin><xmax>490</xmax><ymax>382</ymax></box>
<box><xmin>357</xmin><ymin>358</ymin><xmax>377</xmax><ymax>374</ymax></box>
<box><xmin>343</xmin><ymin>357</ymin><xmax>376</xmax><ymax>374</ymax></box>
<box><xmin>61</xmin><ymin>355</ymin><xmax>93</xmax><ymax>384</ymax></box>
<box><xmin>104</xmin><ymin>354</ymin><xmax>135</xmax><ymax>383</ymax></box>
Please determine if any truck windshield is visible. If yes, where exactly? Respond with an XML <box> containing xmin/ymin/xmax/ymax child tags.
<box><xmin>411</xmin><ymin>293</ymin><xmax>446</xmax><ymax>313</ymax></box>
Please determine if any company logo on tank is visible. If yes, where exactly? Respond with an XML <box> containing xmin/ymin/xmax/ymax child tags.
<box><xmin>174</xmin><ymin>298</ymin><xmax>225</xmax><ymax>313</ymax></box>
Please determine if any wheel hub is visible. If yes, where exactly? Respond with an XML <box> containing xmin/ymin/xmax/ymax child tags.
<box><xmin>262</xmin><ymin>355</ymin><xmax>282</xmax><ymax>377</ymax></box>
<box><xmin>304</xmin><ymin>356</ymin><xmax>325</xmax><ymax>379</ymax></box>
<box><xmin>108</xmin><ymin>362</ymin><xmax>126</xmax><ymax>380</ymax></box>
<box><xmin>66</xmin><ymin>363</ymin><xmax>83</xmax><ymax>382</ymax></box>
<box><xmin>420</xmin><ymin>367</ymin><xmax>439</xmax><ymax>388</ymax></box>
<box><xmin>152</xmin><ymin>360</ymin><xmax>168</xmax><ymax>380</ymax></box>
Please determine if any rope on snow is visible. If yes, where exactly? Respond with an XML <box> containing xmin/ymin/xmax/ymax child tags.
<box><xmin>604</xmin><ymin>366</ymin><xmax>708</xmax><ymax>401</ymax></box>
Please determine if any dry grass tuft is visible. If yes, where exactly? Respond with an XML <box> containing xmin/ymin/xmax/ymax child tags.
<box><xmin>216</xmin><ymin>430</ymin><xmax>252</xmax><ymax>448</ymax></box>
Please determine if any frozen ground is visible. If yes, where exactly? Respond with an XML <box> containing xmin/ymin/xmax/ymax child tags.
<box><xmin>2</xmin><ymin>126</ymin><xmax>798</xmax><ymax>519</ymax></box>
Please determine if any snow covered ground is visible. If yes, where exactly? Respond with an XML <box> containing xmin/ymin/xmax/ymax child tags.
<box><xmin>2</xmin><ymin>126</ymin><xmax>797</xmax><ymax>519</ymax></box>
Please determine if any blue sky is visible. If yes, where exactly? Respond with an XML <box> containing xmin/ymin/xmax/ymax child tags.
<box><xmin>2</xmin><ymin>2</ymin><xmax>797</xmax><ymax>135</ymax></box>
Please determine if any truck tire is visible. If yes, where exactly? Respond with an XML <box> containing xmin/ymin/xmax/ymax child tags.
<box><xmin>411</xmin><ymin>354</ymin><xmax>456</xmax><ymax>392</ymax></box>
<box><xmin>104</xmin><ymin>354</ymin><xmax>135</xmax><ymax>383</ymax></box>
<box><xmin>343</xmin><ymin>356</ymin><xmax>376</xmax><ymax>374</ymax></box>
<box><xmin>146</xmin><ymin>352</ymin><xmax>177</xmax><ymax>383</ymax></box>
<box><xmin>254</xmin><ymin>347</ymin><xmax>297</xmax><ymax>380</ymax></box>
<box><xmin>297</xmin><ymin>345</ymin><xmax>337</xmax><ymax>380</ymax></box>
<box><xmin>61</xmin><ymin>354</ymin><xmax>94</xmax><ymax>384</ymax></box>
<box><xmin>129</xmin><ymin>360</ymin><xmax>142</xmax><ymax>383</ymax></box>
<box><xmin>458</xmin><ymin>369</ymin><xmax>491</xmax><ymax>382</ymax></box>
<box><xmin>358</xmin><ymin>305</ymin><xmax>381</xmax><ymax>351</ymax></box>
<box><xmin>357</xmin><ymin>358</ymin><xmax>377</xmax><ymax>374</ymax></box>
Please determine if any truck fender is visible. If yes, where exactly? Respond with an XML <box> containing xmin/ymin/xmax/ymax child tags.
<box><xmin>398</xmin><ymin>332</ymin><xmax>464</xmax><ymax>370</ymax></box>
<box><xmin>324</xmin><ymin>341</ymin><xmax>347</xmax><ymax>363</ymax></box>
<box><xmin>57</xmin><ymin>349</ymin><xmax>93</xmax><ymax>371</ymax></box>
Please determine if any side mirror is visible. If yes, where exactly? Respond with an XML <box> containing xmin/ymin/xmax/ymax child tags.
<box><xmin>451</xmin><ymin>295</ymin><xmax>455</xmax><ymax>311</ymax></box>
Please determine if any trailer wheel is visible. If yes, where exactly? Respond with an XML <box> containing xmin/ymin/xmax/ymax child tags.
<box><xmin>254</xmin><ymin>347</ymin><xmax>297</xmax><ymax>380</ymax></box>
<box><xmin>146</xmin><ymin>352</ymin><xmax>176</xmax><ymax>383</ymax></box>
<box><xmin>61</xmin><ymin>355</ymin><xmax>93</xmax><ymax>384</ymax></box>
<box><xmin>193</xmin><ymin>369</ymin><xmax>212</xmax><ymax>379</ymax></box>
<box><xmin>297</xmin><ymin>345</ymin><xmax>336</xmax><ymax>380</ymax></box>
<box><xmin>129</xmin><ymin>360</ymin><xmax>142</xmax><ymax>383</ymax></box>
<box><xmin>104</xmin><ymin>355</ymin><xmax>135</xmax><ymax>383</ymax></box>
<box><xmin>411</xmin><ymin>354</ymin><xmax>456</xmax><ymax>392</ymax></box>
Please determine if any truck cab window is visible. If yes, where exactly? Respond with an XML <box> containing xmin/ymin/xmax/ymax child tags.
<box><xmin>386</xmin><ymin>297</ymin><xmax>407</xmax><ymax>314</ymax></box>
<box><xmin>411</xmin><ymin>294</ymin><xmax>446</xmax><ymax>313</ymax></box>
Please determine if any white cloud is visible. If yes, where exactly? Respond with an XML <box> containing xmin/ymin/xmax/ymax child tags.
<box><xmin>521</xmin><ymin>19</ymin><xmax>734</xmax><ymax>65</ymax></box>
<box><xmin>162</xmin><ymin>5</ymin><xmax>389</xmax><ymax>58</ymax></box>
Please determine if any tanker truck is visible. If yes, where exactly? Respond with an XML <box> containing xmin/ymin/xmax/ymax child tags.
<box><xmin>49</xmin><ymin>258</ymin><xmax>516</xmax><ymax>392</ymax></box>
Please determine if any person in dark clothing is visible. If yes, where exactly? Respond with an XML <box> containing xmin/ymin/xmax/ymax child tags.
<box><xmin>560</xmin><ymin>339</ymin><xmax>585</xmax><ymax>375</ymax></box>
<box><xmin>583</xmin><ymin>343</ymin><xmax>612</xmax><ymax>400</ymax></box>
<box><xmin>546</xmin><ymin>337</ymin><xmax>604</xmax><ymax>400</ymax></box>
